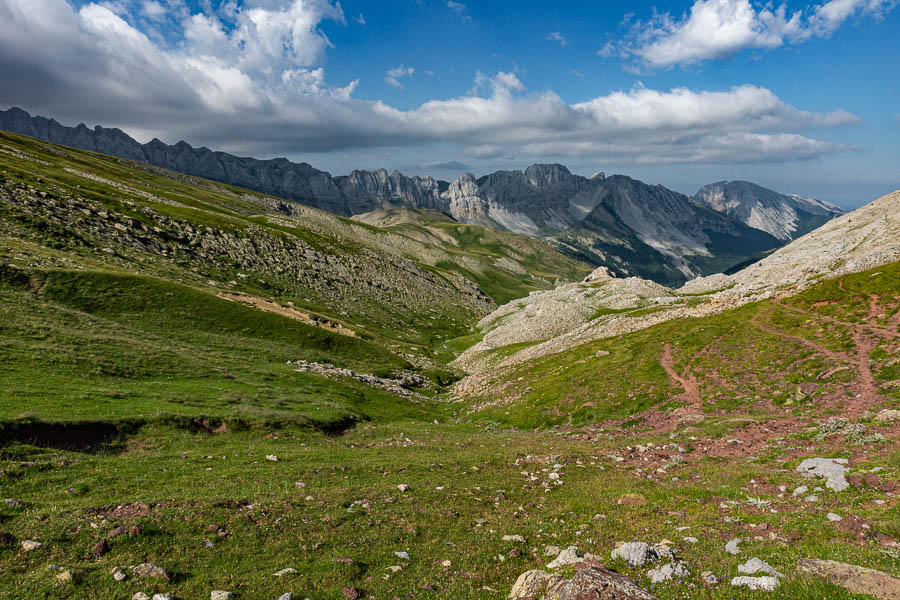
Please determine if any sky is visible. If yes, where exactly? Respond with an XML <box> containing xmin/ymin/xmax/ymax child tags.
<box><xmin>0</xmin><ymin>0</ymin><xmax>898</xmax><ymax>207</ymax></box>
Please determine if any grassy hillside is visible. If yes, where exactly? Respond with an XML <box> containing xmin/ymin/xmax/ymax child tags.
<box><xmin>458</xmin><ymin>261</ymin><xmax>900</xmax><ymax>429</ymax></box>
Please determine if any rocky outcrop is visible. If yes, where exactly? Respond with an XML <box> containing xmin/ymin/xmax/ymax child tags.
<box><xmin>695</xmin><ymin>180</ymin><xmax>843</xmax><ymax>241</ymax></box>
<box><xmin>509</xmin><ymin>566</ymin><xmax>659</xmax><ymax>600</ymax></box>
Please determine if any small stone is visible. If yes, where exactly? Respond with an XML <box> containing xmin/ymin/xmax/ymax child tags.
<box><xmin>441</xmin><ymin>560</ymin><xmax>452</xmax><ymax>567</ymax></box>
<box><xmin>648</xmin><ymin>561</ymin><xmax>689</xmax><ymax>583</ymax></box>
<box><xmin>876</xmin><ymin>409</ymin><xmax>900</xmax><ymax>422</ymax></box>
<box><xmin>864</xmin><ymin>473</ymin><xmax>883</xmax><ymax>487</ymax></box>
<box><xmin>508</xmin><ymin>548</ymin><xmax>522</xmax><ymax>558</ymax></box>
<box><xmin>702</xmin><ymin>571</ymin><xmax>719</xmax><ymax>587</ymax></box>
<box><xmin>211</xmin><ymin>591</ymin><xmax>233</xmax><ymax>600</ymax></box>
<box><xmin>151</xmin><ymin>594</ymin><xmax>173</xmax><ymax>600</ymax></box>
<box><xmin>108</xmin><ymin>526</ymin><xmax>127</xmax><ymax>538</ymax></box>
<box><xmin>113</xmin><ymin>571</ymin><xmax>126</xmax><ymax>582</ymax></box>
<box><xmin>397</xmin><ymin>484</ymin><xmax>409</xmax><ymax>492</ymax></box>
<box><xmin>795</xmin><ymin>457</ymin><xmax>850</xmax><ymax>492</ymax></box>
<box><xmin>547</xmin><ymin>546</ymin><xmax>581</xmax><ymax>569</ymax></box>
<box><xmin>5</xmin><ymin>498</ymin><xmax>22</xmax><ymax>508</ymax></box>
<box><xmin>387</xmin><ymin>565</ymin><xmax>402</xmax><ymax>573</ymax></box>
<box><xmin>544</xmin><ymin>545</ymin><xmax>561</xmax><ymax>556</ymax></box>
<box><xmin>92</xmin><ymin>539</ymin><xmax>110</xmax><ymax>557</ymax></box>
<box><xmin>56</xmin><ymin>570</ymin><xmax>73</xmax><ymax>584</ymax></box>
<box><xmin>129</xmin><ymin>525</ymin><xmax>142</xmax><ymax>537</ymax></box>
<box><xmin>731</xmin><ymin>576</ymin><xmax>779</xmax><ymax>591</ymax></box>
<box><xmin>273</xmin><ymin>568</ymin><xmax>297</xmax><ymax>577</ymax></box>
<box><xmin>132</xmin><ymin>563</ymin><xmax>170</xmax><ymax>581</ymax></box>
<box><xmin>21</xmin><ymin>540</ymin><xmax>42</xmax><ymax>551</ymax></box>
<box><xmin>827</xmin><ymin>512</ymin><xmax>843</xmax><ymax>522</ymax></box>
<box><xmin>206</xmin><ymin>524</ymin><xmax>220</xmax><ymax>533</ymax></box>
<box><xmin>683</xmin><ymin>536</ymin><xmax>698</xmax><ymax>544</ymax></box>
<box><xmin>792</xmin><ymin>485</ymin><xmax>809</xmax><ymax>497</ymax></box>
<box><xmin>394</xmin><ymin>551</ymin><xmax>409</xmax><ymax>560</ymax></box>
<box><xmin>611</xmin><ymin>542</ymin><xmax>658</xmax><ymax>566</ymax></box>
<box><xmin>805</xmin><ymin>495</ymin><xmax>820</xmax><ymax>502</ymax></box>
<box><xmin>266</xmin><ymin>455</ymin><xmax>278</xmax><ymax>462</ymax></box>
<box><xmin>502</xmin><ymin>534</ymin><xmax>526</xmax><ymax>543</ymax></box>
<box><xmin>724</xmin><ymin>539</ymin><xmax>741</xmax><ymax>555</ymax></box>
<box><xmin>341</xmin><ymin>586</ymin><xmax>361</xmax><ymax>599</ymax></box>
<box><xmin>132</xmin><ymin>594</ymin><xmax>150</xmax><ymax>600</ymax></box>
<box><xmin>738</xmin><ymin>558</ymin><xmax>783</xmax><ymax>577</ymax></box>
<box><xmin>277</xmin><ymin>594</ymin><xmax>293</xmax><ymax>600</ymax></box>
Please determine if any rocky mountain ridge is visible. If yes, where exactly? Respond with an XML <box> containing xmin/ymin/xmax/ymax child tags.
<box><xmin>2</xmin><ymin>107</ymin><xmax>838</xmax><ymax>286</ymax></box>
<box><xmin>695</xmin><ymin>180</ymin><xmax>844</xmax><ymax>241</ymax></box>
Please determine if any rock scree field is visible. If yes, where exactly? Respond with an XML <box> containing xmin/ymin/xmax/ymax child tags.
<box><xmin>1</xmin><ymin>131</ymin><xmax>900</xmax><ymax>600</ymax></box>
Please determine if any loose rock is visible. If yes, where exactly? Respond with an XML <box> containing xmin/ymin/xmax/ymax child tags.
<box><xmin>341</xmin><ymin>586</ymin><xmax>361</xmax><ymax>599</ymax></box>
<box><xmin>132</xmin><ymin>563</ymin><xmax>170</xmax><ymax>581</ymax></box>
<box><xmin>273</xmin><ymin>568</ymin><xmax>297</xmax><ymax>577</ymax></box>
<box><xmin>210</xmin><ymin>592</ymin><xmax>233</xmax><ymax>600</ymax></box>
<box><xmin>737</xmin><ymin>558</ymin><xmax>782</xmax><ymax>577</ymax></box>
<box><xmin>508</xmin><ymin>570</ymin><xmax>563</xmax><ymax>599</ymax></box>
<box><xmin>798</xmin><ymin>558</ymin><xmax>900</xmax><ymax>599</ymax></box>
<box><xmin>92</xmin><ymin>539</ymin><xmax>110</xmax><ymax>557</ymax></box>
<box><xmin>132</xmin><ymin>594</ymin><xmax>150</xmax><ymax>600</ymax></box>
<box><xmin>546</xmin><ymin>546</ymin><xmax>581</xmax><ymax>569</ymax></box>
<box><xmin>724</xmin><ymin>538</ymin><xmax>741</xmax><ymax>555</ymax></box>
<box><xmin>21</xmin><ymin>540</ymin><xmax>42</xmax><ymax>551</ymax></box>
<box><xmin>113</xmin><ymin>571</ymin><xmax>126</xmax><ymax>582</ymax></box>
<box><xmin>610</xmin><ymin>542</ymin><xmax>664</xmax><ymax>566</ymax></box>
<box><xmin>730</xmin><ymin>576</ymin><xmax>779</xmax><ymax>591</ymax></box>
<box><xmin>546</xmin><ymin>567</ymin><xmax>660</xmax><ymax>600</ymax></box>
<box><xmin>795</xmin><ymin>457</ymin><xmax>850</xmax><ymax>491</ymax></box>
<box><xmin>648</xmin><ymin>561</ymin><xmax>689</xmax><ymax>583</ymax></box>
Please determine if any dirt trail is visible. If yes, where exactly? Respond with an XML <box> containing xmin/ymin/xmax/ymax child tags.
<box><xmin>217</xmin><ymin>291</ymin><xmax>356</xmax><ymax>337</ymax></box>
<box><xmin>659</xmin><ymin>343</ymin><xmax>702</xmax><ymax>409</ymax></box>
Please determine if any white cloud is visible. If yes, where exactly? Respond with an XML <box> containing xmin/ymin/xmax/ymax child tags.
<box><xmin>546</xmin><ymin>31</ymin><xmax>567</xmax><ymax>46</ymax></box>
<box><xmin>570</xmin><ymin>69</ymin><xmax>585</xmax><ymax>78</ymax></box>
<box><xmin>354</xmin><ymin>13</ymin><xmax>365</xmax><ymax>25</ymax></box>
<box><xmin>384</xmin><ymin>65</ymin><xmax>414</xmax><ymax>88</ymax></box>
<box><xmin>140</xmin><ymin>0</ymin><xmax>166</xmax><ymax>21</ymax></box>
<box><xmin>447</xmin><ymin>1</ymin><xmax>465</xmax><ymax>14</ymax></box>
<box><xmin>0</xmin><ymin>0</ymin><xmax>860</xmax><ymax>166</ymax></box>
<box><xmin>614</xmin><ymin>0</ymin><xmax>898</xmax><ymax>67</ymax></box>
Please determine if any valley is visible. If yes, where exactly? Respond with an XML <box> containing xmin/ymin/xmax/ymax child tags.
<box><xmin>1</xmin><ymin>130</ymin><xmax>899</xmax><ymax>600</ymax></box>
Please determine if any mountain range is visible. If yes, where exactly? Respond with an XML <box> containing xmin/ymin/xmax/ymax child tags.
<box><xmin>0</xmin><ymin>106</ymin><xmax>843</xmax><ymax>286</ymax></box>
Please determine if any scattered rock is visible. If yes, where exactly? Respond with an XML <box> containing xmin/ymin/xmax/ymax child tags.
<box><xmin>792</xmin><ymin>485</ymin><xmax>809</xmax><ymax>497</ymax></box>
<box><xmin>616</xmin><ymin>493</ymin><xmax>647</xmax><ymax>506</ymax></box>
<box><xmin>731</xmin><ymin>576</ymin><xmax>779</xmax><ymax>591</ymax></box>
<box><xmin>394</xmin><ymin>551</ymin><xmax>409</xmax><ymax>560</ymax></box>
<box><xmin>827</xmin><ymin>512</ymin><xmax>843</xmax><ymax>522</ymax></box>
<box><xmin>92</xmin><ymin>539</ymin><xmax>110</xmax><ymax>558</ymax></box>
<box><xmin>132</xmin><ymin>563</ymin><xmax>170</xmax><ymax>581</ymax></box>
<box><xmin>798</xmin><ymin>558</ymin><xmax>900</xmax><ymax>599</ymax></box>
<box><xmin>151</xmin><ymin>594</ymin><xmax>173</xmax><ymax>600</ymax></box>
<box><xmin>648</xmin><ymin>561</ymin><xmax>690</xmax><ymax>583</ymax></box>
<box><xmin>701</xmin><ymin>571</ymin><xmax>719</xmax><ymax>587</ymax></box>
<box><xmin>502</xmin><ymin>535</ymin><xmax>526</xmax><ymax>543</ymax></box>
<box><xmin>546</xmin><ymin>566</ymin><xmax>659</xmax><ymax>600</ymax></box>
<box><xmin>508</xmin><ymin>548</ymin><xmax>522</xmax><ymax>558</ymax></box>
<box><xmin>108</xmin><ymin>526</ymin><xmax>127</xmax><ymax>538</ymax></box>
<box><xmin>273</xmin><ymin>568</ymin><xmax>297</xmax><ymax>577</ymax></box>
<box><xmin>683</xmin><ymin>537</ymin><xmax>698</xmax><ymax>544</ymax></box>
<box><xmin>210</xmin><ymin>591</ymin><xmax>233</xmax><ymax>600</ymax></box>
<box><xmin>441</xmin><ymin>560</ymin><xmax>452</xmax><ymax>567</ymax></box>
<box><xmin>5</xmin><ymin>498</ymin><xmax>22</xmax><ymax>508</ymax></box>
<box><xmin>546</xmin><ymin>546</ymin><xmax>581</xmax><ymax>569</ymax></box>
<box><xmin>724</xmin><ymin>539</ymin><xmax>741</xmax><ymax>555</ymax></box>
<box><xmin>277</xmin><ymin>594</ymin><xmax>293</xmax><ymax>600</ymax></box>
<box><xmin>129</xmin><ymin>525</ymin><xmax>142</xmax><ymax>537</ymax></box>
<box><xmin>795</xmin><ymin>458</ymin><xmax>850</xmax><ymax>492</ymax></box>
<box><xmin>21</xmin><ymin>540</ymin><xmax>42</xmax><ymax>551</ymax></box>
<box><xmin>737</xmin><ymin>558</ymin><xmax>782</xmax><ymax>577</ymax></box>
<box><xmin>508</xmin><ymin>570</ymin><xmax>563</xmax><ymax>599</ymax></box>
<box><xmin>56</xmin><ymin>570</ymin><xmax>73</xmax><ymax>584</ymax></box>
<box><xmin>397</xmin><ymin>484</ymin><xmax>409</xmax><ymax>492</ymax></box>
<box><xmin>265</xmin><ymin>455</ymin><xmax>278</xmax><ymax>462</ymax></box>
<box><xmin>876</xmin><ymin>409</ymin><xmax>900</xmax><ymax>422</ymax></box>
<box><xmin>113</xmin><ymin>571</ymin><xmax>126</xmax><ymax>582</ymax></box>
<box><xmin>610</xmin><ymin>542</ymin><xmax>665</xmax><ymax>566</ymax></box>
<box><xmin>341</xmin><ymin>586</ymin><xmax>361</xmax><ymax>599</ymax></box>
<box><xmin>132</xmin><ymin>594</ymin><xmax>150</xmax><ymax>600</ymax></box>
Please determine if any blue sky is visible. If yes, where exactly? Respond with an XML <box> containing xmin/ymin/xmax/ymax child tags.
<box><xmin>0</xmin><ymin>0</ymin><xmax>898</xmax><ymax>206</ymax></box>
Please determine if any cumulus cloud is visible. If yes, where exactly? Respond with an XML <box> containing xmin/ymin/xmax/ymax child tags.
<box><xmin>354</xmin><ymin>13</ymin><xmax>365</xmax><ymax>25</ymax></box>
<box><xmin>447</xmin><ymin>1</ymin><xmax>465</xmax><ymax>14</ymax></box>
<box><xmin>385</xmin><ymin>65</ymin><xmax>414</xmax><ymax>88</ymax></box>
<box><xmin>613</xmin><ymin>0</ymin><xmax>898</xmax><ymax>67</ymax></box>
<box><xmin>546</xmin><ymin>31</ymin><xmax>567</xmax><ymax>46</ymax></box>
<box><xmin>140</xmin><ymin>0</ymin><xmax>166</xmax><ymax>21</ymax></box>
<box><xmin>0</xmin><ymin>0</ymin><xmax>859</xmax><ymax>165</ymax></box>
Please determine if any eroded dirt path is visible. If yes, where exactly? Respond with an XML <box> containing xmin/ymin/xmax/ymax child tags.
<box><xmin>217</xmin><ymin>291</ymin><xmax>356</xmax><ymax>337</ymax></box>
<box><xmin>659</xmin><ymin>343</ymin><xmax>702</xmax><ymax>409</ymax></box>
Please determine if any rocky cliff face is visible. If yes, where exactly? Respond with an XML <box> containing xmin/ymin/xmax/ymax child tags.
<box><xmin>0</xmin><ymin>107</ymin><xmax>796</xmax><ymax>286</ymax></box>
<box><xmin>694</xmin><ymin>180</ymin><xmax>844</xmax><ymax>241</ymax></box>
